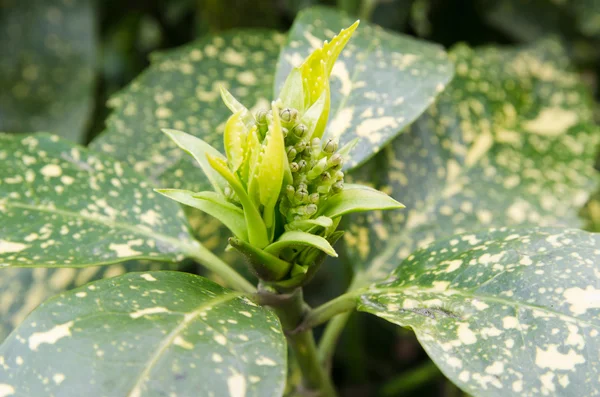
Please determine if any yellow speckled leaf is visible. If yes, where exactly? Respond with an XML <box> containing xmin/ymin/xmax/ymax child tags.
<box><xmin>359</xmin><ymin>228</ymin><xmax>600</xmax><ymax>397</ymax></box>
<box><xmin>0</xmin><ymin>272</ymin><xmax>286</xmax><ymax>396</ymax></box>
<box><xmin>275</xmin><ymin>7</ymin><xmax>454</xmax><ymax>169</ymax></box>
<box><xmin>344</xmin><ymin>39</ymin><xmax>600</xmax><ymax>284</ymax></box>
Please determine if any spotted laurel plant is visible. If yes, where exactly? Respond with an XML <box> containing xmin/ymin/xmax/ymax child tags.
<box><xmin>157</xmin><ymin>21</ymin><xmax>402</xmax><ymax>290</ymax></box>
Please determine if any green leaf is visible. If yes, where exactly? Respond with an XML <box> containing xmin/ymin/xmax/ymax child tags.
<box><xmin>0</xmin><ymin>0</ymin><xmax>96</xmax><ymax>142</ymax></box>
<box><xmin>0</xmin><ymin>133</ymin><xmax>197</xmax><ymax>268</ymax></box>
<box><xmin>161</xmin><ymin>128</ymin><xmax>228</xmax><ymax>195</ymax></box>
<box><xmin>156</xmin><ymin>189</ymin><xmax>248</xmax><ymax>241</ymax></box>
<box><xmin>229</xmin><ymin>237</ymin><xmax>292</xmax><ymax>281</ymax></box>
<box><xmin>358</xmin><ymin>228</ymin><xmax>600</xmax><ymax>397</ymax></box>
<box><xmin>275</xmin><ymin>6</ymin><xmax>454</xmax><ymax>169</ymax></box>
<box><xmin>206</xmin><ymin>154</ymin><xmax>269</xmax><ymax>249</ymax></box>
<box><xmin>0</xmin><ymin>271</ymin><xmax>286</xmax><ymax>396</ymax></box>
<box><xmin>320</xmin><ymin>184</ymin><xmax>404</xmax><ymax>218</ymax></box>
<box><xmin>91</xmin><ymin>30</ymin><xmax>284</xmax><ymax>193</ymax></box>
<box><xmin>0</xmin><ymin>261</ymin><xmax>183</xmax><ymax>341</ymax></box>
<box><xmin>344</xmin><ymin>39</ymin><xmax>600</xmax><ymax>284</ymax></box>
<box><xmin>265</xmin><ymin>231</ymin><xmax>338</xmax><ymax>257</ymax></box>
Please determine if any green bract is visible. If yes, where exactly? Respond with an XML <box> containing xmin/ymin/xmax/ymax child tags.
<box><xmin>158</xmin><ymin>22</ymin><xmax>404</xmax><ymax>285</ymax></box>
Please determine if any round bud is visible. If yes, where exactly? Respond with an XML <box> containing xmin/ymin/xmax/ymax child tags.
<box><xmin>332</xmin><ymin>181</ymin><xmax>344</xmax><ymax>193</ymax></box>
<box><xmin>328</xmin><ymin>153</ymin><xmax>343</xmax><ymax>168</ymax></box>
<box><xmin>295</xmin><ymin>189</ymin><xmax>308</xmax><ymax>203</ymax></box>
<box><xmin>295</xmin><ymin>140</ymin><xmax>306</xmax><ymax>153</ymax></box>
<box><xmin>322</xmin><ymin>138</ymin><xmax>338</xmax><ymax>154</ymax></box>
<box><xmin>290</xmin><ymin>162</ymin><xmax>300</xmax><ymax>172</ymax></box>
<box><xmin>292</xmin><ymin>124</ymin><xmax>308</xmax><ymax>138</ymax></box>
<box><xmin>280</xmin><ymin>108</ymin><xmax>298</xmax><ymax>123</ymax></box>
<box><xmin>287</xmin><ymin>146</ymin><xmax>297</xmax><ymax>161</ymax></box>
<box><xmin>282</xmin><ymin>127</ymin><xmax>289</xmax><ymax>137</ymax></box>
<box><xmin>321</xmin><ymin>171</ymin><xmax>332</xmax><ymax>182</ymax></box>
<box><xmin>309</xmin><ymin>193</ymin><xmax>320</xmax><ymax>204</ymax></box>
<box><xmin>286</xmin><ymin>185</ymin><xmax>295</xmax><ymax>200</ymax></box>
<box><xmin>297</xmin><ymin>159</ymin><xmax>307</xmax><ymax>172</ymax></box>
<box><xmin>256</xmin><ymin>110</ymin><xmax>268</xmax><ymax>125</ymax></box>
<box><xmin>306</xmin><ymin>204</ymin><xmax>318</xmax><ymax>216</ymax></box>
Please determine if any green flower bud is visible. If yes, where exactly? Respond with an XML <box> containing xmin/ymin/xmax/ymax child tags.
<box><xmin>311</xmin><ymin>138</ymin><xmax>322</xmax><ymax>158</ymax></box>
<box><xmin>280</xmin><ymin>108</ymin><xmax>298</xmax><ymax>124</ymax></box>
<box><xmin>290</xmin><ymin>162</ymin><xmax>300</xmax><ymax>172</ymax></box>
<box><xmin>309</xmin><ymin>193</ymin><xmax>320</xmax><ymax>204</ymax></box>
<box><xmin>295</xmin><ymin>140</ymin><xmax>307</xmax><ymax>153</ymax></box>
<box><xmin>292</xmin><ymin>124</ymin><xmax>308</xmax><ymax>138</ymax></box>
<box><xmin>256</xmin><ymin>110</ymin><xmax>268</xmax><ymax>125</ymax></box>
<box><xmin>295</xmin><ymin>188</ymin><xmax>309</xmax><ymax>203</ymax></box>
<box><xmin>328</xmin><ymin>153</ymin><xmax>343</xmax><ymax>168</ymax></box>
<box><xmin>306</xmin><ymin>204</ymin><xmax>318</xmax><ymax>216</ymax></box>
<box><xmin>322</xmin><ymin>138</ymin><xmax>338</xmax><ymax>154</ymax></box>
<box><xmin>307</xmin><ymin>157</ymin><xmax>328</xmax><ymax>180</ymax></box>
<box><xmin>282</xmin><ymin>127</ymin><xmax>289</xmax><ymax>138</ymax></box>
<box><xmin>287</xmin><ymin>146</ymin><xmax>297</xmax><ymax>161</ymax></box>
<box><xmin>332</xmin><ymin>181</ymin><xmax>344</xmax><ymax>193</ymax></box>
<box><xmin>286</xmin><ymin>184</ymin><xmax>295</xmax><ymax>200</ymax></box>
<box><xmin>297</xmin><ymin>159</ymin><xmax>307</xmax><ymax>172</ymax></box>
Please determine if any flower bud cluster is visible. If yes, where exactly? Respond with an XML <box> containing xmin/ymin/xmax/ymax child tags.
<box><xmin>259</xmin><ymin>106</ymin><xmax>346</xmax><ymax>223</ymax></box>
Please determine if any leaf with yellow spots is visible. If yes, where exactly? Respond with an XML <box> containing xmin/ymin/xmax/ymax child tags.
<box><xmin>359</xmin><ymin>228</ymin><xmax>600</xmax><ymax>397</ymax></box>
<box><xmin>0</xmin><ymin>133</ymin><xmax>199</xmax><ymax>268</ymax></box>
<box><xmin>275</xmin><ymin>6</ymin><xmax>454</xmax><ymax>169</ymax></box>
<box><xmin>343</xmin><ymin>39</ymin><xmax>600</xmax><ymax>285</ymax></box>
<box><xmin>0</xmin><ymin>272</ymin><xmax>286</xmax><ymax>396</ymax></box>
<box><xmin>0</xmin><ymin>0</ymin><xmax>96</xmax><ymax>142</ymax></box>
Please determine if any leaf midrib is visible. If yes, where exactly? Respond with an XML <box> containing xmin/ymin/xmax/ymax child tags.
<box><xmin>4</xmin><ymin>201</ymin><xmax>195</xmax><ymax>253</ymax></box>
<box><xmin>364</xmin><ymin>285</ymin><xmax>600</xmax><ymax>328</ymax></box>
<box><xmin>126</xmin><ymin>291</ymin><xmax>242</xmax><ymax>397</ymax></box>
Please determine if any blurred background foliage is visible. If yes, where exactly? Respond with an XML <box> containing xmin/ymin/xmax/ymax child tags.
<box><xmin>1</xmin><ymin>0</ymin><xmax>599</xmax><ymax>396</ymax></box>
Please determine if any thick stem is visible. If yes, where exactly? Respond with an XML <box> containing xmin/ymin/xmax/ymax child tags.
<box><xmin>183</xmin><ymin>241</ymin><xmax>256</xmax><ymax>293</ymax></box>
<box><xmin>263</xmin><ymin>288</ymin><xmax>337</xmax><ymax>397</ymax></box>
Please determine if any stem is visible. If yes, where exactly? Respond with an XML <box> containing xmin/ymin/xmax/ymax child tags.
<box><xmin>183</xmin><ymin>241</ymin><xmax>256</xmax><ymax>293</ymax></box>
<box><xmin>379</xmin><ymin>361</ymin><xmax>441</xmax><ymax>396</ymax></box>
<box><xmin>358</xmin><ymin>0</ymin><xmax>377</xmax><ymax>21</ymax></box>
<box><xmin>296</xmin><ymin>290</ymin><xmax>359</xmax><ymax>333</ymax></box>
<box><xmin>318</xmin><ymin>311</ymin><xmax>352</xmax><ymax>367</ymax></box>
<box><xmin>264</xmin><ymin>289</ymin><xmax>337</xmax><ymax>397</ymax></box>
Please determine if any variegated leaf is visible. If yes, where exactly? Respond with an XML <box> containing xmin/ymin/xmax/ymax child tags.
<box><xmin>0</xmin><ymin>133</ymin><xmax>196</xmax><ymax>267</ymax></box>
<box><xmin>344</xmin><ymin>40</ymin><xmax>600</xmax><ymax>284</ymax></box>
<box><xmin>275</xmin><ymin>6</ymin><xmax>454</xmax><ymax>169</ymax></box>
<box><xmin>0</xmin><ymin>0</ymin><xmax>96</xmax><ymax>142</ymax></box>
<box><xmin>359</xmin><ymin>228</ymin><xmax>600</xmax><ymax>397</ymax></box>
<box><xmin>0</xmin><ymin>271</ymin><xmax>286</xmax><ymax>396</ymax></box>
<box><xmin>0</xmin><ymin>261</ymin><xmax>183</xmax><ymax>340</ymax></box>
<box><xmin>91</xmin><ymin>30</ymin><xmax>284</xmax><ymax>193</ymax></box>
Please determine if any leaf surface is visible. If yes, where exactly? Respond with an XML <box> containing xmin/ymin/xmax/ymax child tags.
<box><xmin>359</xmin><ymin>228</ymin><xmax>600</xmax><ymax>397</ymax></box>
<box><xmin>344</xmin><ymin>40</ymin><xmax>600</xmax><ymax>283</ymax></box>
<box><xmin>0</xmin><ymin>0</ymin><xmax>96</xmax><ymax>142</ymax></box>
<box><xmin>92</xmin><ymin>30</ymin><xmax>284</xmax><ymax>193</ymax></box>
<box><xmin>275</xmin><ymin>6</ymin><xmax>454</xmax><ymax>169</ymax></box>
<box><xmin>0</xmin><ymin>271</ymin><xmax>286</xmax><ymax>396</ymax></box>
<box><xmin>0</xmin><ymin>133</ymin><xmax>196</xmax><ymax>268</ymax></box>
